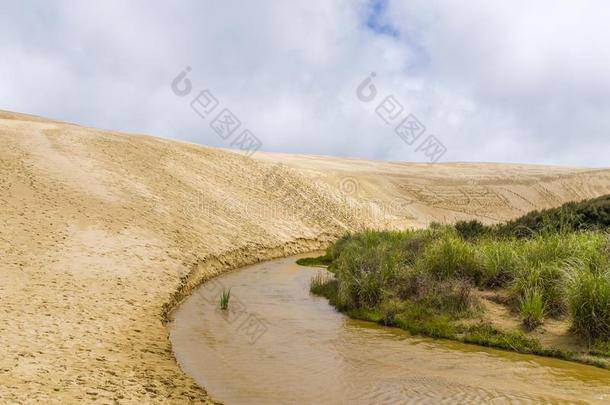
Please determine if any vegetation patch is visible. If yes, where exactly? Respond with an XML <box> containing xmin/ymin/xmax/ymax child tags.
<box><xmin>302</xmin><ymin>195</ymin><xmax>610</xmax><ymax>368</ymax></box>
<box><xmin>458</xmin><ymin>194</ymin><xmax>610</xmax><ymax>238</ymax></box>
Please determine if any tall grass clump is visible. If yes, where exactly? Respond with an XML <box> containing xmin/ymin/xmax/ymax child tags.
<box><xmin>522</xmin><ymin>232</ymin><xmax>576</xmax><ymax>265</ymax></box>
<box><xmin>415</xmin><ymin>233</ymin><xmax>481</xmax><ymax>283</ymax></box>
<box><xmin>477</xmin><ymin>238</ymin><xmax>521</xmax><ymax>288</ymax></box>
<box><xmin>333</xmin><ymin>231</ymin><xmax>408</xmax><ymax>309</ymax></box>
<box><xmin>567</xmin><ymin>266</ymin><xmax>610</xmax><ymax>341</ymax></box>
<box><xmin>509</xmin><ymin>232</ymin><xmax>608</xmax><ymax>319</ymax></box>
<box><xmin>403</xmin><ymin>272</ymin><xmax>475</xmax><ymax>316</ymax></box>
<box><xmin>219</xmin><ymin>288</ymin><xmax>231</xmax><ymax>310</ymax></box>
<box><xmin>455</xmin><ymin>219</ymin><xmax>487</xmax><ymax>240</ymax></box>
<box><xmin>511</xmin><ymin>262</ymin><xmax>567</xmax><ymax>318</ymax></box>
<box><xmin>310</xmin><ymin>272</ymin><xmax>334</xmax><ymax>294</ymax></box>
<box><xmin>519</xmin><ymin>288</ymin><xmax>545</xmax><ymax>329</ymax></box>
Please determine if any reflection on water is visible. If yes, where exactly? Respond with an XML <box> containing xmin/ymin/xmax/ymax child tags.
<box><xmin>170</xmin><ymin>255</ymin><xmax>610</xmax><ymax>404</ymax></box>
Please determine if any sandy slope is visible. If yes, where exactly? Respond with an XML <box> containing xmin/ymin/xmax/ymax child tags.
<box><xmin>0</xmin><ymin>110</ymin><xmax>609</xmax><ymax>404</ymax></box>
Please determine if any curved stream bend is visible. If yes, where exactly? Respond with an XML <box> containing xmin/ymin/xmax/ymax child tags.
<box><xmin>170</xmin><ymin>255</ymin><xmax>610</xmax><ymax>404</ymax></box>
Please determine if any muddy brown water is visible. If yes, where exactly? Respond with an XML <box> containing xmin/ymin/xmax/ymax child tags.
<box><xmin>169</xmin><ymin>254</ymin><xmax>610</xmax><ymax>404</ymax></box>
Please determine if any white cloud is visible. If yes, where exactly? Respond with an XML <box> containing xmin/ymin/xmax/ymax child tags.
<box><xmin>0</xmin><ymin>1</ymin><xmax>608</xmax><ymax>166</ymax></box>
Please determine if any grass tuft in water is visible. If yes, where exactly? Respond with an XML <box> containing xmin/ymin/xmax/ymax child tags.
<box><xmin>219</xmin><ymin>288</ymin><xmax>231</xmax><ymax>310</ymax></box>
<box><xmin>310</xmin><ymin>272</ymin><xmax>340</xmax><ymax>306</ymax></box>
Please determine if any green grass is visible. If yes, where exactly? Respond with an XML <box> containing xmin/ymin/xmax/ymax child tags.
<box><xmin>309</xmin><ymin>263</ymin><xmax>610</xmax><ymax>367</ymax></box>
<box><xmin>511</xmin><ymin>262</ymin><xmax>566</xmax><ymax>319</ymax></box>
<box><xmin>219</xmin><ymin>288</ymin><xmax>231</xmax><ymax>310</ymax></box>
<box><xmin>567</xmin><ymin>267</ymin><xmax>610</xmax><ymax>341</ymax></box>
<box><xmin>477</xmin><ymin>238</ymin><xmax>521</xmax><ymax>288</ymax></box>
<box><xmin>306</xmin><ymin>197</ymin><xmax>610</xmax><ymax>365</ymax></box>
<box><xmin>309</xmin><ymin>276</ymin><xmax>545</xmax><ymax>354</ymax></box>
<box><xmin>296</xmin><ymin>253</ymin><xmax>333</xmax><ymax>267</ymax></box>
<box><xmin>309</xmin><ymin>273</ymin><xmax>340</xmax><ymax>307</ymax></box>
<box><xmin>519</xmin><ymin>288</ymin><xmax>545</xmax><ymax>330</ymax></box>
<box><xmin>455</xmin><ymin>219</ymin><xmax>488</xmax><ymax>240</ymax></box>
<box><xmin>460</xmin><ymin>322</ymin><xmax>543</xmax><ymax>353</ymax></box>
<box><xmin>469</xmin><ymin>195</ymin><xmax>610</xmax><ymax>238</ymax></box>
<box><xmin>414</xmin><ymin>233</ymin><xmax>481</xmax><ymax>282</ymax></box>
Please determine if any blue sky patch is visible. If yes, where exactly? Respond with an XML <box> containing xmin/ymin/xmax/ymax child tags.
<box><xmin>366</xmin><ymin>0</ymin><xmax>400</xmax><ymax>38</ymax></box>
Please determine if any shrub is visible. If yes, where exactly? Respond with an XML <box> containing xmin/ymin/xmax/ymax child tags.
<box><xmin>493</xmin><ymin>195</ymin><xmax>610</xmax><ymax>238</ymax></box>
<box><xmin>455</xmin><ymin>219</ymin><xmax>487</xmax><ymax>240</ymax></box>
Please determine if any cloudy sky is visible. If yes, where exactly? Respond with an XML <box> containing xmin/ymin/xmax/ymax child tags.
<box><xmin>1</xmin><ymin>1</ymin><xmax>609</xmax><ymax>166</ymax></box>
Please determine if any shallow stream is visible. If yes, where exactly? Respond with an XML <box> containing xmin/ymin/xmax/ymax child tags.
<box><xmin>170</xmin><ymin>255</ymin><xmax>610</xmax><ymax>404</ymax></box>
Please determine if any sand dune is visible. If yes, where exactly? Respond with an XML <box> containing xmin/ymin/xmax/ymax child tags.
<box><xmin>1</xmin><ymin>110</ymin><xmax>609</xmax><ymax>403</ymax></box>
